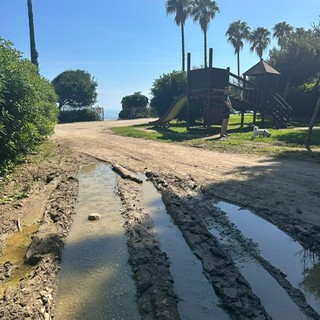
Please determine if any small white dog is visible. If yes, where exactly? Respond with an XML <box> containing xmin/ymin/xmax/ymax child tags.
<box><xmin>251</xmin><ymin>126</ymin><xmax>271</xmax><ymax>139</ymax></box>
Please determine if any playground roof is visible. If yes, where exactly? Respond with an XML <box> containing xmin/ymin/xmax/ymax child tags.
<box><xmin>243</xmin><ymin>60</ymin><xmax>281</xmax><ymax>76</ymax></box>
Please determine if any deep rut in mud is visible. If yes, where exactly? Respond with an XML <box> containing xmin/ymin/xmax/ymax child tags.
<box><xmin>55</xmin><ymin>162</ymin><xmax>320</xmax><ymax>320</ymax></box>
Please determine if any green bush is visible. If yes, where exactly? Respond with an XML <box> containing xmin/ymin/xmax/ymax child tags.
<box><xmin>58</xmin><ymin>108</ymin><xmax>102</xmax><ymax>123</ymax></box>
<box><xmin>0</xmin><ymin>38</ymin><xmax>58</xmax><ymax>166</ymax></box>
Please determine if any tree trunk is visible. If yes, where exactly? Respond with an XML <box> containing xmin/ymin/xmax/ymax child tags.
<box><xmin>237</xmin><ymin>51</ymin><xmax>240</xmax><ymax>78</ymax></box>
<box><xmin>204</xmin><ymin>31</ymin><xmax>207</xmax><ymax>68</ymax></box>
<box><xmin>181</xmin><ymin>24</ymin><xmax>185</xmax><ymax>72</ymax></box>
<box><xmin>237</xmin><ymin>51</ymin><xmax>241</xmax><ymax>89</ymax></box>
<box><xmin>305</xmin><ymin>94</ymin><xmax>320</xmax><ymax>148</ymax></box>
<box><xmin>27</xmin><ymin>0</ymin><xmax>39</xmax><ymax>67</ymax></box>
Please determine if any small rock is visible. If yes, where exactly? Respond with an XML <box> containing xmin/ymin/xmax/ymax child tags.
<box><xmin>88</xmin><ymin>213</ymin><xmax>101</xmax><ymax>221</ymax></box>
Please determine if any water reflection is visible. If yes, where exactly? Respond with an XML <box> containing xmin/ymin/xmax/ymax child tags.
<box><xmin>54</xmin><ymin>163</ymin><xmax>140</xmax><ymax>320</ymax></box>
<box><xmin>216</xmin><ymin>201</ymin><xmax>320</xmax><ymax>314</ymax></box>
<box><xmin>141</xmin><ymin>177</ymin><xmax>229</xmax><ymax>320</ymax></box>
<box><xmin>302</xmin><ymin>262</ymin><xmax>320</xmax><ymax>299</ymax></box>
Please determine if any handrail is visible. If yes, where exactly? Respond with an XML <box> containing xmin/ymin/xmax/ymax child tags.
<box><xmin>274</xmin><ymin>92</ymin><xmax>292</xmax><ymax>111</ymax></box>
<box><xmin>229</xmin><ymin>72</ymin><xmax>258</xmax><ymax>88</ymax></box>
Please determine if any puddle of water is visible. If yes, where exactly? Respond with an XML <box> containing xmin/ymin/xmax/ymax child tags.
<box><xmin>207</xmin><ymin>219</ymin><xmax>308</xmax><ymax>319</ymax></box>
<box><xmin>239</xmin><ymin>262</ymin><xmax>308</xmax><ymax>320</ymax></box>
<box><xmin>54</xmin><ymin>163</ymin><xmax>140</xmax><ymax>320</ymax></box>
<box><xmin>0</xmin><ymin>225</ymin><xmax>38</xmax><ymax>297</ymax></box>
<box><xmin>216</xmin><ymin>201</ymin><xmax>320</xmax><ymax>315</ymax></box>
<box><xmin>141</xmin><ymin>177</ymin><xmax>229</xmax><ymax>320</ymax></box>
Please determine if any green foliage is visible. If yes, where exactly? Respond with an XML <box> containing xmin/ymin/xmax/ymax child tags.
<box><xmin>0</xmin><ymin>38</ymin><xmax>58</xmax><ymax>167</ymax></box>
<box><xmin>150</xmin><ymin>70</ymin><xmax>187</xmax><ymax>117</ymax></box>
<box><xmin>52</xmin><ymin>69</ymin><xmax>98</xmax><ymax>110</ymax></box>
<box><xmin>189</xmin><ymin>0</ymin><xmax>220</xmax><ymax>67</ymax></box>
<box><xmin>269</xmin><ymin>29</ymin><xmax>320</xmax><ymax>87</ymax></box>
<box><xmin>59</xmin><ymin>108</ymin><xmax>102</xmax><ymax>123</ymax></box>
<box><xmin>269</xmin><ymin>26</ymin><xmax>320</xmax><ymax>117</ymax></box>
<box><xmin>166</xmin><ymin>0</ymin><xmax>190</xmax><ymax>71</ymax></box>
<box><xmin>119</xmin><ymin>91</ymin><xmax>149</xmax><ymax>119</ymax></box>
<box><xmin>249</xmin><ymin>27</ymin><xmax>271</xmax><ymax>60</ymax></box>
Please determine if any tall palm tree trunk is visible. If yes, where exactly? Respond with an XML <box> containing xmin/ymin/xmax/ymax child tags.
<box><xmin>237</xmin><ymin>51</ymin><xmax>240</xmax><ymax>78</ymax></box>
<box><xmin>204</xmin><ymin>31</ymin><xmax>207</xmax><ymax>68</ymax></box>
<box><xmin>27</xmin><ymin>0</ymin><xmax>39</xmax><ymax>67</ymax></box>
<box><xmin>236</xmin><ymin>50</ymin><xmax>241</xmax><ymax>89</ymax></box>
<box><xmin>181</xmin><ymin>24</ymin><xmax>185</xmax><ymax>72</ymax></box>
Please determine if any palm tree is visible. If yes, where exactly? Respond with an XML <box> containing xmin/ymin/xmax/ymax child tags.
<box><xmin>249</xmin><ymin>27</ymin><xmax>271</xmax><ymax>61</ymax></box>
<box><xmin>273</xmin><ymin>22</ymin><xmax>293</xmax><ymax>51</ymax></box>
<box><xmin>27</xmin><ymin>0</ymin><xmax>39</xmax><ymax>67</ymax></box>
<box><xmin>190</xmin><ymin>0</ymin><xmax>219</xmax><ymax>68</ymax></box>
<box><xmin>166</xmin><ymin>0</ymin><xmax>190</xmax><ymax>72</ymax></box>
<box><xmin>226</xmin><ymin>20</ymin><xmax>250</xmax><ymax>78</ymax></box>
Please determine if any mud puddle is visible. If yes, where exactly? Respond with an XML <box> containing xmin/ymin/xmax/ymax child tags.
<box><xmin>140</xmin><ymin>177</ymin><xmax>229</xmax><ymax>320</ymax></box>
<box><xmin>54</xmin><ymin>163</ymin><xmax>140</xmax><ymax>320</ymax></box>
<box><xmin>215</xmin><ymin>201</ymin><xmax>320</xmax><ymax>317</ymax></box>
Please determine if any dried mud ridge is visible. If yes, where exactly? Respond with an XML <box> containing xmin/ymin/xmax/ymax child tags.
<box><xmin>0</xmin><ymin>151</ymin><xmax>320</xmax><ymax>319</ymax></box>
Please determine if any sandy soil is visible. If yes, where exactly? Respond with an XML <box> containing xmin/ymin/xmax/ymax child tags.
<box><xmin>1</xmin><ymin>118</ymin><xmax>320</xmax><ymax>319</ymax></box>
<box><xmin>54</xmin><ymin>119</ymin><xmax>320</xmax><ymax>228</ymax></box>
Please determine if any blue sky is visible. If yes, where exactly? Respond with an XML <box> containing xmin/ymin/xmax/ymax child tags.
<box><xmin>1</xmin><ymin>0</ymin><xmax>319</xmax><ymax>117</ymax></box>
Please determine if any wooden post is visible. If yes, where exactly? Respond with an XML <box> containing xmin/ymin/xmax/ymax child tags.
<box><xmin>209</xmin><ymin>48</ymin><xmax>213</xmax><ymax>68</ymax></box>
<box><xmin>187</xmin><ymin>53</ymin><xmax>191</xmax><ymax>129</ymax></box>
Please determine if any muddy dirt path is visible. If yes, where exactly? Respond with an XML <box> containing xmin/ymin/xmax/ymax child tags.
<box><xmin>50</xmin><ymin>119</ymin><xmax>320</xmax><ymax>319</ymax></box>
<box><xmin>1</xmin><ymin>119</ymin><xmax>319</xmax><ymax>319</ymax></box>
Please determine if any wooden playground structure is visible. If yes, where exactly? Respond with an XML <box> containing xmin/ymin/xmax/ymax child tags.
<box><xmin>152</xmin><ymin>48</ymin><xmax>292</xmax><ymax>129</ymax></box>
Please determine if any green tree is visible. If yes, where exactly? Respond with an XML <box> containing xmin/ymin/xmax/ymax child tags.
<box><xmin>27</xmin><ymin>0</ymin><xmax>39</xmax><ymax>67</ymax></box>
<box><xmin>305</xmin><ymin>18</ymin><xmax>320</xmax><ymax>147</ymax></box>
<box><xmin>150</xmin><ymin>70</ymin><xmax>187</xmax><ymax>117</ymax></box>
<box><xmin>269</xmin><ymin>21</ymin><xmax>320</xmax><ymax>115</ymax></box>
<box><xmin>190</xmin><ymin>0</ymin><xmax>219</xmax><ymax>68</ymax></box>
<box><xmin>0</xmin><ymin>38</ymin><xmax>58</xmax><ymax>166</ymax></box>
<box><xmin>226</xmin><ymin>20</ymin><xmax>250</xmax><ymax>78</ymax></box>
<box><xmin>249</xmin><ymin>27</ymin><xmax>271</xmax><ymax>60</ymax></box>
<box><xmin>166</xmin><ymin>0</ymin><xmax>190</xmax><ymax>72</ymax></box>
<box><xmin>52</xmin><ymin>70</ymin><xmax>98</xmax><ymax>110</ymax></box>
<box><xmin>269</xmin><ymin>27</ymin><xmax>320</xmax><ymax>93</ymax></box>
<box><xmin>272</xmin><ymin>22</ymin><xmax>293</xmax><ymax>51</ymax></box>
<box><xmin>119</xmin><ymin>92</ymin><xmax>149</xmax><ymax>119</ymax></box>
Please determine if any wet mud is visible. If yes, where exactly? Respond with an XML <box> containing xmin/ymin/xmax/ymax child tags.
<box><xmin>1</xmin><ymin>145</ymin><xmax>320</xmax><ymax>319</ymax></box>
<box><xmin>112</xmin><ymin>167</ymin><xmax>320</xmax><ymax>319</ymax></box>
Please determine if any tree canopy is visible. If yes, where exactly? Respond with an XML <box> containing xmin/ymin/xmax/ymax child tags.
<box><xmin>269</xmin><ymin>27</ymin><xmax>320</xmax><ymax>88</ymax></box>
<box><xmin>166</xmin><ymin>0</ymin><xmax>190</xmax><ymax>71</ymax></box>
<box><xmin>190</xmin><ymin>0</ymin><xmax>219</xmax><ymax>68</ymax></box>
<box><xmin>150</xmin><ymin>71</ymin><xmax>187</xmax><ymax>117</ymax></box>
<box><xmin>52</xmin><ymin>70</ymin><xmax>98</xmax><ymax>110</ymax></box>
<box><xmin>226</xmin><ymin>20</ymin><xmax>250</xmax><ymax>78</ymax></box>
<box><xmin>0</xmin><ymin>38</ymin><xmax>58</xmax><ymax>166</ymax></box>
<box><xmin>249</xmin><ymin>27</ymin><xmax>271</xmax><ymax>61</ymax></box>
<box><xmin>119</xmin><ymin>92</ymin><xmax>149</xmax><ymax>119</ymax></box>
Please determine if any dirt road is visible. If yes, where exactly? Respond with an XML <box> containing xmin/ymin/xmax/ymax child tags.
<box><xmin>54</xmin><ymin>119</ymin><xmax>320</xmax><ymax>227</ymax></box>
<box><xmin>52</xmin><ymin>119</ymin><xmax>320</xmax><ymax>319</ymax></box>
<box><xmin>1</xmin><ymin>119</ymin><xmax>320</xmax><ymax>319</ymax></box>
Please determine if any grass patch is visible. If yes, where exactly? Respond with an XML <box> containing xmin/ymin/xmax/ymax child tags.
<box><xmin>111</xmin><ymin>115</ymin><xmax>320</xmax><ymax>162</ymax></box>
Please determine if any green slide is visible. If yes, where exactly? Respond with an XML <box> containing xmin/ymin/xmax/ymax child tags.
<box><xmin>149</xmin><ymin>93</ymin><xmax>187</xmax><ymax>125</ymax></box>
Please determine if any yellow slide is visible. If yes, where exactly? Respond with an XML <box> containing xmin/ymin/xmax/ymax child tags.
<box><xmin>149</xmin><ymin>93</ymin><xmax>187</xmax><ymax>125</ymax></box>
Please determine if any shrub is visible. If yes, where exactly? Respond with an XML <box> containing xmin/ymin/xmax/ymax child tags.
<box><xmin>0</xmin><ymin>38</ymin><xmax>58</xmax><ymax>166</ymax></box>
<box><xmin>58</xmin><ymin>108</ymin><xmax>102</xmax><ymax>123</ymax></box>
